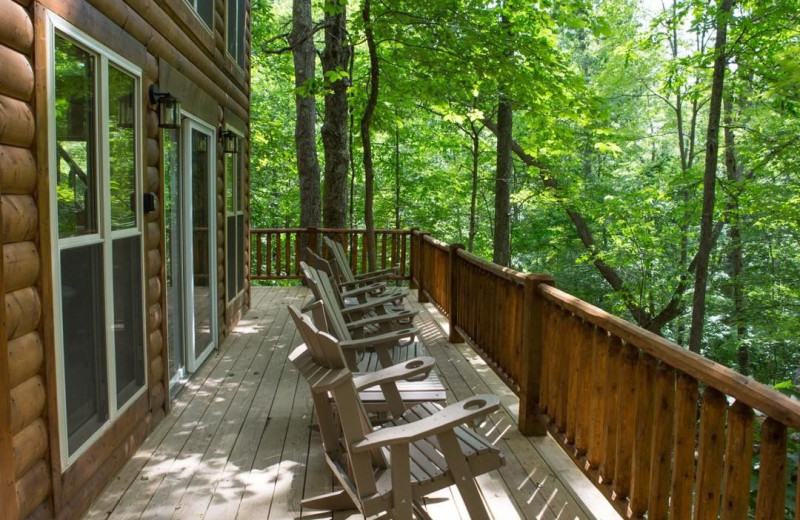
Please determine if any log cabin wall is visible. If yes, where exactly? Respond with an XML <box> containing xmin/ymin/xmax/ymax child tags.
<box><xmin>0</xmin><ymin>0</ymin><xmax>251</xmax><ymax>515</ymax></box>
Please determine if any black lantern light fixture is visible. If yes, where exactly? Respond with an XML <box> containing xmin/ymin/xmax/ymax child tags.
<box><xmin>219</xmin><ymin>127</ymin><xmax>240</xmax><ymax>154</ymax></box>
<box><xmin>149</xmin><ymin>84</ymin><xmax>181</xmax><ymax>129</ymax></box>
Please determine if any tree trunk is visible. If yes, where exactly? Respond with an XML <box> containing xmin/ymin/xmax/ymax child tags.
<box><xmin>493</xmin><ymin>94</ymin><xmax>512</xmax><ymax>267</ymax></box>
<box><xmin>292</xmin><ymin>0</ymin><xmax>320</xmax><ymax>240</ymax></box>
<box><xmin>321</xmin><ymin>0</ymin><xmax>350</xmax><ymax>229</ymax></box>
<box><xmin>394</xmin><ymin>125</ymin><xmax>401</xmax><ymax>229</ymax></box>
<box><xmin>468</xmin><ymin>121</ymin><xmax>481</xmax><ymax>253</ymax></box>
<box><xmin>688</xmin><ymin>0</ymin><xmax>734</xmax><ymax>354</ymax></box>
<box><xmin>723</xmin><ymin>89</ymin><xmax>748</xmax><ymax>374</ymax></box>
<box><xmin>361</xmin><ymin>0</ymin><xmax>379</xmax><ymax>271</ymax></box>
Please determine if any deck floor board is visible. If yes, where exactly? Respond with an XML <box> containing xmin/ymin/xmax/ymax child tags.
<box><xmin>88</xmin><ymin>286</ymin><xmax>619</xmax><ymax>520</ymax></box>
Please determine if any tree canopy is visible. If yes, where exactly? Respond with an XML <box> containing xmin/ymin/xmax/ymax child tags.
<box><xmin>251</xmin><ymin>0</ymin><xmax>800</xmax><ymax>389</ymax></box>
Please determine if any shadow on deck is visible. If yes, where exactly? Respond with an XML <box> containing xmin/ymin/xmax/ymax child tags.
<box><xmin>86</xmin><ymin>286</ymin><xmax>620</xmax><ymax>520</ymax></box>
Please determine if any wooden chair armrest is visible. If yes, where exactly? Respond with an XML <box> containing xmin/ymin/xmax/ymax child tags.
<box><xmin>349</xmin><ymin>272</ymin><xmax>392</xmax><ymax>285</ymax></box>
<box><xmin>338</xmin><ymin>328</ymin><xmax>418</xmax><ymax>350</ymax></box>
<box><xmin>352</xmin><ymin>395</ymin><xmax>501</xmax><ymax>451</ymax></box>
<box><xmin>345</xmin><ymin>310</ymin><xmax>418</xmax><ymax>331</ymax></box>
<box><xmin>353</xmin><ymin>266</ymin><xmax>397</xmax><ymax>280</ymax></box>
<box><xmin>340</xmin><ymin>282</ymin><xmax>387</xmax><ymax>298</ymax></box>
<box><xmin>339</xmin><ymin>294</ymin><xmax>408</xmax><ymax>315</ymax></box>
<box><xmin>352</xmin><ymin>357</ymin><xmax>435</xmax><ymax>391</ymax></box>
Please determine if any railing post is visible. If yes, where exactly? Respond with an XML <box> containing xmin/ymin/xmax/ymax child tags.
<box><xmin>417</xmin><ymin>232</ymin><xmax>430</xmax><ymax>303</ymax></box>
<box><xmin>409</xmin><ymin>228</ymin><xmax>419</xmax><ymax>288</ymax></box>
<box><xmin>448</xmin><ymin>243</ymin><xmax>464</xmax><ymax>343</ymax></box>
<box><xmin>519</xmin><ymin>273</ymin><xmax>555</xmax><ymax>436</ymax></box>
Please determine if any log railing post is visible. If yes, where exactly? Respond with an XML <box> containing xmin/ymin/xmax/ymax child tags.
<box><xmin>519</xmin><ymin>274</ymin><xmax>554</xmax><ymax>436</ymax></box>
<box><xmin>409</xmin><ymin>228</ymin><xmax>419</xmax><ymax>288</ymax></box>
<box><xmin>417</xmin><ymin>232</ymin><xmax>430</xmax><ymax>303</ymax></box>
<box><xmin>448</xmin><ymin>243</ymin><xmax>464</xmax><ymax>343</ymax></box>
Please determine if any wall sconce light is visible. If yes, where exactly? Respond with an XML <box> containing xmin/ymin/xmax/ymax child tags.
<box><xmin>149</xmin><ymin>85</ymin><xmax>181</xmax><ymax>129</ymax></box>
<box><xmin>117</xmin><ymin>92</ymin><xmax>135</xmax><ymax>129</ymax></box>
<box><xmin>219</xmin><ymin>127</ymin><xmax>240</xmax><ymax>154</ymax></box>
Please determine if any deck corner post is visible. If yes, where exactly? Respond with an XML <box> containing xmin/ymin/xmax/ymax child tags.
<box><xmin>409</xmin><ymin>228</ymin><xmax>419</xmax><ymax>289</ymax></box>
<box><xmin>519</xmin><ymin>273</ymin><xmax>555</xmax><ymax>436</ymax></box>
<box><xmin>417</xmin><ymin>232</ymin><xmax>430</xmax><ymax>303</ymax></box>
<box><xmin>448</xmin><ymin>243</ymin><xmax>465</xmax><ymax>343</ymax></box>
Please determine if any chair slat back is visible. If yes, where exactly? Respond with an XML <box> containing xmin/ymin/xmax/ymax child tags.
<box><xmin>302</xmin><ymin>263</ymin><xmax>353</xmax><ymax>342</ymax></box>
<box><xmin>305</xmin><ymin>249</ymin><xmax>346</xmax><ymax>308</ymax></box>
<box><xmin>324</xmin><ymin>236</ymin><xmax>357</xmax><ymax>284</ymax></box>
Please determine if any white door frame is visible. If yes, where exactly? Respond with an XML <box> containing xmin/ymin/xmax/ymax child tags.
<box><xmin>182</xmin><ymin>114</ymin><xmax>217</xmax><ymax>372</ymax></box>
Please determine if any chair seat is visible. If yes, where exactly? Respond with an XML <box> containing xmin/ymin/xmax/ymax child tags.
<box><xmin>357</xmin><ymin>372</ymin><xmax>447</xmax><ymax>412</ymax></box>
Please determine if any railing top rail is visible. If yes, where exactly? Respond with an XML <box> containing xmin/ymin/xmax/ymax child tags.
<box><xmin>455</xmin><ymin>248</ymin><xmax>531</xmax><ymax>285</ymax></box>
<box><xmin>539</xmin><ymin>283</ymin><xmax>800</xmax><ymax>429</ymax></box>
<box><xmin>421</xmin><ymin>234</ymin><xmax>449</xmax><ymax>250</ymax></box>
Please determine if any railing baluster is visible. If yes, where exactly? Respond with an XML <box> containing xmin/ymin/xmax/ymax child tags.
<box><xmin>720</xmin><ymin>401</ymin><xmax>754</xmax><ymax>519</ymax></box>
<box><xmin>574</xmin><ymin>320</ymin><xmax>592</xmax><ymax>456</ymax></box>
<box><xmin>754</xmin><ymin>417</ymin><xmax>787</xmax><ymax>519</ymax></box>
<box><xmin>565</xmin><ymin>315</ymin><xmax>580</xmax><ymax>445</ymax></box>
<box><xmin>647</xmin><ymin>363</ymin><xmax>675</xmax><ymax>520</ymax></box>
<box><xmin>275</xmin><ymin>232</ymin><xmax>281</xmax><ymax>275</ymax></box>
<box><xmin>630</xmin><ymin>353</ymin><xmax>656</xmax><ymax>516</ymax></box>
<box><xmin>587</xmin><ymin>326</ymin><xmax>606</xmax><ymax>469</ymax></box>
<box><xmin>256</xmin><ymin>232</ymin><xmax>263</xmax><ymax>277</ymax></box>
<box><xmin>284</xmin><ymin>231</ymin><xmax>290</xmax><ymax>275</ymax></box>
<box><xmin>695</xmin><ymin>387</ymin><xmax>727</xmax><ymax>520</ymax></box>
<box><xmin>670</xmin><ymin>372</ymin><xmax>698</xmax><ymax>518</ymax></box>
<box><xmin>600</xmin><ymin>335</ymin><xmax>621</xmax><ymax>485</ymax></box>
<box><xmin>614</xmin><ymin>344</ymin><xmax>638</xmax><ymax>501</ymax></box>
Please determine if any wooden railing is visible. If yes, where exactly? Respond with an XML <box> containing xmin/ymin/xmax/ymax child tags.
<box><xmin>410</xmin><ymin>229</ymin><xmax>800</xmax><ymax>519</ymax></box>
<box><xmin>250</xmin><ymin>228</ymin><xmax>411</xmax><ymax>281</ymax></box>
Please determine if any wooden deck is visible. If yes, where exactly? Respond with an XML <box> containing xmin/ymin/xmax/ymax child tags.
<box><xmin>86</xmin><ymin>286</ymin><xmax>620</xmax><ymax>520</ymax></box>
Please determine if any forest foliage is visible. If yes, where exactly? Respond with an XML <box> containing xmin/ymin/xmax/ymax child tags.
<box><xmin>250</xmin><ymin>0</ymin><xmax>800</xmax><ymax>386</ymax></box>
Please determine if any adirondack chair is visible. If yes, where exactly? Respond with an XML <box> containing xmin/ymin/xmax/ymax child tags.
<box><xmin>290</xmin><ymin>303</ymin><xmax>446</xmax><ymax>413</ymax></box>
<box><xmin>323</xmin><ymin>236</ymin><xmax>409</xmax><ymax>301</ymax></box>
<box><xmin>305</xmin><ymin>247</ymin><xmax>405</xmax><ymax>311</ymax></box>
<box><xmin>289</xmin><ymin>308</ymin><xmax>505</xmax><ymax>520</ymax></box>
<box><xmin>301</xmin><ymin>262</ymin><xmax>420</xmax><ymax>371</ymax></box>
<box><xmin>302</xmin><ymin>259</ymin><xmax>412</xmax><ymax>324</ymax></box>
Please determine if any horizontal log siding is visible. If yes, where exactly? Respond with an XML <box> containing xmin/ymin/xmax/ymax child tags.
<box><xmin>250</xmin><ymin>228</ymin><xmax>411</xmax><ymax>281</ymax></box>
<box><xmin>0</xmin><ymin>0</ymin><xmax>45</xmax><ymax>516</ymax></box>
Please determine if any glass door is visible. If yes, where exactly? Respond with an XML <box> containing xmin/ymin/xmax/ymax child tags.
<box><xmin>184</xmin><ymin>119</ymin><xmax>216</xmax><ymax>372</ymax></box>
<box><xmin>165</xmin><ymin>117</ymin><xmax>217</xmax><ymax>390</ymax></box>
<box><xmin>165</xmin><ymin>128</ymin><xmax>185</xmax><ymax>389</ymax></box>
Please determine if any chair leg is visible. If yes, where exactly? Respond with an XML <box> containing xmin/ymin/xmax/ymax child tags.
<box><xmin>301</xmin><ymin>489</ymin><xmax>357</xmax><ymax>511</ymax></box>
<box><xmin>436</xmin><ymin>430</ymin><xmax>491</xmax><ymax>520</ymax></box>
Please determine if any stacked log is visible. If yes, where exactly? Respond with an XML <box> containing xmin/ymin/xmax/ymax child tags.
<box><xmin>0</xmin><ymin>0</ymin><xmax>49</xmax><ymax>516</ymax></box>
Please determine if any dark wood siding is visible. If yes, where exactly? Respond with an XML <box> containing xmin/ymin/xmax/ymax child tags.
<box><xmin>0</xmin><ymin>0</ymin><xmax>251</xmax><ymax>515</ymax></box>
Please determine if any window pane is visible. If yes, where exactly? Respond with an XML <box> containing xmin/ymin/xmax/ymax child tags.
<box><xmin>236</xmin><ymin>145</ymin><xmax>244</xmax><ymax>212</ymax></box>
<box><xmin>236</xmin><ymin>214</ymin><xmax>245</xmax><ymax>294</ymax></box>
<box><xmin>108</xmin><ymin>67</ymin><xmax>137</xmax><ymax>230</ymax></box>
<box><xmin>225</xmin><ymin>153</ymin><xmax>234</xmax><ymax>213</ymax></box>
<box><xmin>197</xmin><ymin>0</ymin><xmax>213</xmax><ymax>28</ymax></box>
<box><xmin>192</xmin><ymin>130</ymin><xmax>213</xmax><ymax>359</ymax></box>
<box><xmin>227</xmin><ymin>0</ymin><xmax>236</xmax><ymax>59</ymax></box>
<box><xmin>227</xmin><ymin>215</ymin><xmax>236</xmax><ymax>301</ymax></box>
<box><xmin>113</xmin><ymin>235</ymin><xmax>145</xmax><ymax>406</ymax></box>
<box><xmin>55</xmin><ymin>36</ymin><xmax>97</xmax><ymax>238</ymax></box>
<box><xmin>61</xmin><ymin>244</ymin><xmax>107</xmax><ymax>454</ymax></box>
<box><xmin>164</xmin><ymin>130</ymin><xmax>185</xmax><ymax>382</ymax></box>
<box><xmin>236</xmin><ymin>0</ymin><xmax>245</xmax><ymax>67</ymax></box>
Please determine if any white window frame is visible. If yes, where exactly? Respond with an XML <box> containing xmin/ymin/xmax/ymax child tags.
<box><xmin>46</xmin><ymin>12</ymin><xmax>148</xmax><ymax>469</ymax></box>
<box><xmin>224</xmin><ymin>127</ymin><xmax>245</xmax><ymax>302</ymax></box>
